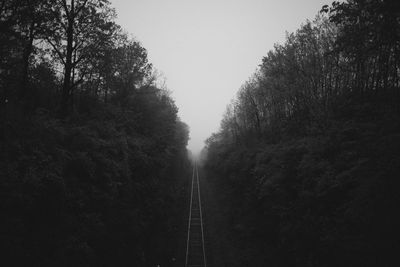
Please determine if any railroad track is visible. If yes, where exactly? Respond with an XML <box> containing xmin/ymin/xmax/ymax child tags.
<box><xmin>185</xmin><ymin>162</ymin><xmax>207</xmax><ymax>267</ymax></box>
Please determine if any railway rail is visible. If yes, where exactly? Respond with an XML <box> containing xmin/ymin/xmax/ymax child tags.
<box><xmin>185</xmin><ymin>162</ymin><xmax>207</xmax><ymax>267</ymax></box>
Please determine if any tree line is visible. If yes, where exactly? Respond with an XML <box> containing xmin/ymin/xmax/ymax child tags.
<box><xmin>1</xmin><ymin>0</ymin><xmax>156</xmax><ymax>114</ymax></box>
<box><xmin>203</xmin><ymin>0</ymin><xmax>400</xmax><ymax>266</ymax></box>
<box><xmin>1</xmin><ymin>0</ymin><xmax>190</xmax><ymax>266</ymax></box>
<box><xmin>210</xmin><ymin>0</ymin><xmax>399</xmax><ymax>146</ymax></box>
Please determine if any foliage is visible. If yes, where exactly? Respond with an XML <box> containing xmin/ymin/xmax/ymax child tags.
<box><xmin>203</xmin><ymin>1</ymin><xmax>400</xmax><ymax>266</ymax></box>
<box><xmin>0</xmin><ymin>0</ymin><xmax>190</xmax><ymax>266</ymax></box>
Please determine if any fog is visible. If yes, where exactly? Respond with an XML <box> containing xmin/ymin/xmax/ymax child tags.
<box><xmin>111</xmin><ymin>0</ymin><xmax>328</xmax><ymax>154</ymax></box>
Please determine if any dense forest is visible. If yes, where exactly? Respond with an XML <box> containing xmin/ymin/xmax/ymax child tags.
<box><xmin>0</xmin><ymin>0</ymin><xmax>190</xmax><ymax>266</ymax></box>
<box><xmin>203</xmin><ymin>0</ymin><xmax>400</xmax><ymax>266</ymax></box>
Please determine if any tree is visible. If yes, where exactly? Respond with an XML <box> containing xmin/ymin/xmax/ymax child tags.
<box><xmin>110</xmin><ymin>38</ymin><xmax>152</xmax><ymax>104</ymax></box>
<box><xmin>44</xmin><ymin>0</ymin><xmax>114</xmax><ymax>115</ymax></box>
<box><xmin>325</xmin><ymin>0</ymin><xmax>400</xmax><ymax>95</ymax></box>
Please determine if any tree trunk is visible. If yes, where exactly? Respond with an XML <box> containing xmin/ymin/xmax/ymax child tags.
<box><xmin>61</xmin><ymin>1</ymin><xmax>74</xmax><ymax>116</ymax></box>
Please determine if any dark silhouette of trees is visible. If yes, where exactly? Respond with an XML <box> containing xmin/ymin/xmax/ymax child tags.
<box><xmin>43</xmin><ymin>0</ymin><xmax>116</xmax><ymax>115</ymax></box>
<box><xmin>0</xmin><ymin>0</ymin><xmax>190</xmax><ymax>266</ymax></box>
<box><xmin>209</xmin><ymin>2</ymin><xmax>399</xmax><ymax>147</ymax></box>
<box><xmin>203</xmin><ymin>1</ymin><xmax>400</xmax><ymax>266</ymax></box>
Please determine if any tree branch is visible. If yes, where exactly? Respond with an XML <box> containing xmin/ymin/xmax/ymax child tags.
<box><xmin>45</xmin><ymin>37</ymin><xmax>66</xmax><ymax>65</ymax></box>
<box><xmin>75</xmin><ymin>0</ymin><xmax>89</xmax><ymax>15</ymax></box>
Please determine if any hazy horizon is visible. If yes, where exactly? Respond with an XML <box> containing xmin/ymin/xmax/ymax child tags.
<box><xmin>111</xmin><ymin>0</ymin><xmax>328</xmax><ymax>154</ymax></box>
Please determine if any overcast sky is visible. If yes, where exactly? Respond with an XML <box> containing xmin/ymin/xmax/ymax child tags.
<box><xmin>111</xmin><ymin>0</ymin><xmax>328</xmax><ymax>154</ymax></box>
